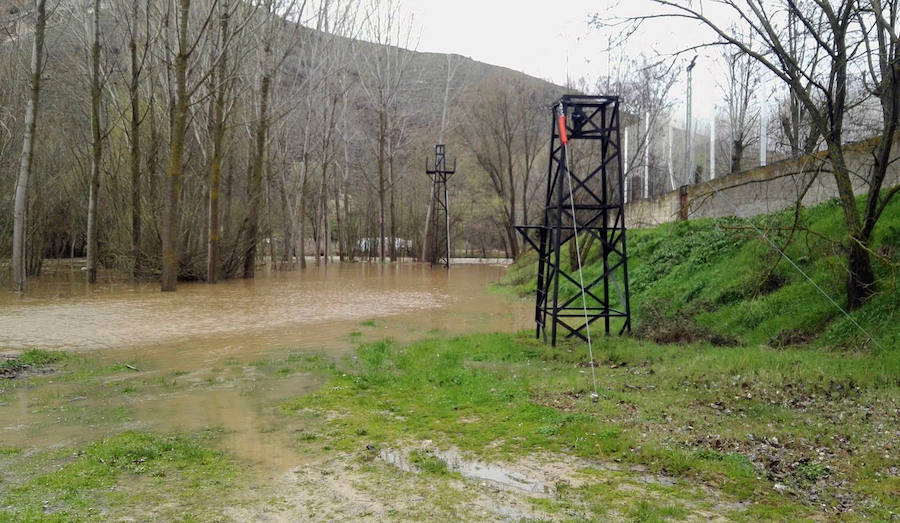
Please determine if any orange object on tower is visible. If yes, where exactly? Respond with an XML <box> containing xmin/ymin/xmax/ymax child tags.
<box><xmin>558</xmin><ymin>113</ymin><xmax>568</xmax><ymax>145</ymax></box>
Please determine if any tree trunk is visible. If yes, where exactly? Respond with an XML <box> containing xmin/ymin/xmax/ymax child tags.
<box><xmin>129</xmin><ymin>0</ymin><xmax>142</xmax><ymax>278</ymax></box>
<box><xmin>316</xmin><ymin>154</ymin><xmax>328</xmax><ymax>266</ymax></box>
<box><xmin>275</xmin><ymin>163</ymin><xmax>294</xmax><ymax>269</ymax></box>
<box><xmin>161</xmin><ymin>0</ymin><xmax>190</xmax><ymax>292</ymax></box>
<box><xmin>86</xmin><ymin>0</ymin><xmax>103</xmax><ymax>284</ymax></box>
<box><xmin>298</xmin><ymin>155</ymin><xmax>309</xmax><ymax>269</ymax></box>
<box><xmin>207</xmin><ymin>96</ymin><xmax>223</xmax><ymax>282</ymax></box>
<box><xmin>730</xmin><ymin>140</ymin><xmax>744</xmax><ymax>174</ymax></box>
<box><xmin>334</xmin><ymin>177</ymin><xmax>343</xmax><ymax>261</ymax></box>
<box><xmin>222</xmin><ymin>154</ymin><xmax>233</xmax><ymax>270</ymax></box>
<box><xmin>826</xmin><ymin>143</ymin><xmax>875</xmax><ymax>309</ymax></box>
<box><xmin>421</xmin><ymin>183</ymin><xmax>434</xmax><ymax>261</ymax></box>
<box><xmin>378</xmin><ymin>109</ymin><xmax>386</xmax><ymax>262</ymax></box>
<box><xmin>506</xmin><ymin>146</ymin><xmax>518</xmax><ymax>259</ymax></box>
<box><xmin>12</xmin><ymin>0</ymin><xmax>46</xmax><ymax>293</ymax></box>
<box><xmin>207</xmin><ymin>1</ymin><xmax>229</xmax><ymax>283</ymax></box>
<box><xmin>243</xmin><ymin>73</ymin><xmax>271</xmax><ymax>278</ymax></box>
<box><xmin>846</xmin><ymin>237</ymin><xmax>876</xmax><ymax>310</ymax></box>
<box><xmin>389</xmin><ymin>154</ymin><xmax>396</xmax><ymax>261</ymax></box>
<box><xmin>343</xmin><ymin>177</ymin><xmax>352</xmax><ymax>261</ymax></box>
<box><xmin>322</xmin><ymin>164</ymin><xmax>330</xmax><ymax>264</ymax></box>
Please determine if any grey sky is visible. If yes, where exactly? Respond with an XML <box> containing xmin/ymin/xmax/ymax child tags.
<box><xmin>399</xmin><ymin>0</ymin><xmax>745</xmax><ymax>122</ymax></box>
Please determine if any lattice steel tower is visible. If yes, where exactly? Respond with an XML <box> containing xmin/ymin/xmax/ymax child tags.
<box><xmin>516</xmin><ymin>95</ymin><xmax>632</xmax><ymax>346</ymax></box>
<box><xmin>426</xmin><ymin>144</ymin><xmax>456</xmax><ymax>268</ymax></box>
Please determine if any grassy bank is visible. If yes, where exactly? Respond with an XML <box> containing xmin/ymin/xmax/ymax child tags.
<box><xmin>284</xmin><ymin>331</ymin><xmax>899</xmax><ymax>520</ymax></box>
<box><xmin>502</xmin><ymin>196</ymin><xmax>900</xmax><ymax>350</ymax></box>
<box><xmin>282</xmin><ymin>198</ymin><xmax>899</xmax><ymax>519</ymax></box>
<box><xmin>4</xmin><ymin>332</ymin><xmax>895</xmax><ymax>520</ymax></box>
<box><xmin>0</xmin><ymin>430</ymin><xmax>236</xmax><ymax>521</ymax></box>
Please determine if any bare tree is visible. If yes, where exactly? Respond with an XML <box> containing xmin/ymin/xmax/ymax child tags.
<box><xmin>119</xmin><ymin>0</ymin><xmax>155</xmax><ymax>277</ymax></box>
<box><xmin>12</xmin><ymin>0</ymin><xmax>47</xmax><ymax>292</ymax></box>
<box><xmin>720</xmin><ymin>43</ymin><xmax>760</xmax><ymax>173</ymax></box>
<box><xmin>464</xmin><ymin>76</ymin><xmax>550</xmax><ymax>259</ymax></box>
<box><xmin>615</xmin><ymin>0</ymin><xmax>900</xmax><ymax>309</ymax></box>
<box><xmin>160</xmin><ymin>0</ymin><xmax>222</xmax><ymax>291</ymax></box>
<box><xmin>241</xmin><ymin>0</ymin><xmax>305</xmax><ymax>278</ymax></box>
<box><xmin>595</xmin><ymin>54</ymin><xmax>678</xmax><ymax>197</ymax></box>
<box><xmin>203</xmin><ymin>0</ymin><xmax>233</xmax><ymax>282</ymax></box>
<box><xmin>84</xmin><ymin>0</ymin><xmax>105</xmax><ymax>283</ymax></box>
<box><xmin>355</xmin><ymin>0</ymin><xmax>415</xmax><ymax>262</ymax></box>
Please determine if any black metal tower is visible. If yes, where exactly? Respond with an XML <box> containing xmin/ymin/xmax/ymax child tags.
<box><xmin>426</xmin><ymin>144</ymin><xmax>456</xmax><ymax>268</ymax></box>
<box><xmin>516</xmin><ymin>95</ymin><xmax>631</xmax><ymax>346</ymax></box>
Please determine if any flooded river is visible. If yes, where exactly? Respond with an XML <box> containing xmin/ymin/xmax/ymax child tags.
<box><xmin>0</xmin><ymin>262</ymin><xmax>531</xmax><ymax>478</ymax></box>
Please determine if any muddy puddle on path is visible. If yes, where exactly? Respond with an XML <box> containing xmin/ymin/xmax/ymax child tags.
<box><xmin>0</xmin><ymin>262</ymin><xmax>531</xmax><ymax>478</ymax></box>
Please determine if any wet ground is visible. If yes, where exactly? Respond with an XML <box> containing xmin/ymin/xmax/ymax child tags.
<box><xmin>0</xmin><ymin>262</ymin><xmax>531</xmax><ymax>480</ymax></box>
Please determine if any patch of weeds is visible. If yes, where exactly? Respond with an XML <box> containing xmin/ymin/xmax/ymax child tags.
<box><xmin>627</xmin><ymin>499</ymin><xmax>688</xmax><ymax>522</ymax></box>
<box><xmin>297</xmin><ymin>431</ymin><xmax>319</xmax><ymax>442</ymax></box>
<box><xmin>8</xmin><ymin>349</ymin><xmax>66</xmax><ymax>367</ymax></box>
<box><xmin>360</xmin><ymin>320</ymin><xmax>377</xmax><ymax>328</ymax></box>
<box><xmin>0</xmin><ymin>447</ymin><xmax>21</xmax><ymax>456</ymax></box>
<box><xmin>634</xmin><ymin>304</ymin><xmax>737</xmax><ymax>346</ymax></box>
<box><xmin>769</xmin><ymin>328</ymin><xmax>818</xmax><ymax>348</ymax></box>
<box><xmin>1</xmin><ymin>349</ymin><xmax>66</xmax><ymax>378</ymax></box>
<box><xmin>408</xmin><ymin>450</ymin><xmax>449</xmax><ymax>476</ymax></box>
<box><xmin>796</xmin><ymin>461</ymin><xmax>829</xmax><ymax>482</ymax></box>
<box><xmin>536</xmin><ymin>424</ymin><xmax>560</xmax><ymax>436</ymax></box>
<box><xmin>0</xmin><ymin>430</ymin><xmax>236</xmax><ymax>520</ymax></box>
<box><xmin>253</xmin><ymin>352</ymin><xmax>335</xmax><ymax>377</ymax></box>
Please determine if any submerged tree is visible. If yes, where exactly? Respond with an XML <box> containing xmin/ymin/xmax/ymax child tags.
<box><xmin>355</xmin><ymin>0</ymin><xmax>415</xmax><ymax>263</ymax></box>
<box><xmin>11</xmin><ymin>0</ymin><xmax>47</xmax><ymax>293</ymax></box>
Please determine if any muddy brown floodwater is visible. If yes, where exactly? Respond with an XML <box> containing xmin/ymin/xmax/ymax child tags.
<box><xmin>0</xmin><ymin>262</ymin><xmax>531</xmax><ymax>482</ymax></box>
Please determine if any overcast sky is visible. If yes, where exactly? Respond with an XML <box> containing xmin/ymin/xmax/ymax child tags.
<box><xmin>397</xmin><ymin>0</ymin><xmax>743</xmax><ymax>122</ymax></box>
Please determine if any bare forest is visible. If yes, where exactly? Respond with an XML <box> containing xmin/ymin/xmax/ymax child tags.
<box><xmin>0</xmin><ymin>0</ymin><xmax>565</xmax><ymax>291</ymax></box>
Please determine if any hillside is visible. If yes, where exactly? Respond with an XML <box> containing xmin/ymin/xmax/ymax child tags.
<box><xmin>502</xmin><ymin>194</ymin><xmax>900</xmax><ymax>351</ymax></box>
<box><xmin>287</xmin><ymin>22</ymin><xmax>568</xmax><ymax>131</ymax></box>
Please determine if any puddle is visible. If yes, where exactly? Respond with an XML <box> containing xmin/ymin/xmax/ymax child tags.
<box><xmin>377</xmin><ymin>447</ymin><xmax>557</xmax><ymax>495</ymax></box>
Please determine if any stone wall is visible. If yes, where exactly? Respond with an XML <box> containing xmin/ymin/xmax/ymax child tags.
<box><xmin>623</xmin><ymin>136</ymin><xmax>900</xmax><ymax>228</ymax></box>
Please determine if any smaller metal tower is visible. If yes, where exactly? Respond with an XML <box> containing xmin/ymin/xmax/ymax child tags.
<box><xmin>426</xmin><ymin>144</ymin><xmax>456</xmax><ymax>268</ymax></box>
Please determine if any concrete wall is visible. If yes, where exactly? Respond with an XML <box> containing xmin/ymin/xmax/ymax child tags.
<box><xmin>624</xmin><ymin>136</ymin><xmax>900</xmax><ymax>228</ymax></box>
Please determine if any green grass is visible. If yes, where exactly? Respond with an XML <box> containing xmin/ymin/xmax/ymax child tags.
<box><xmin>280</xmin><ymin>330</ymin><xmax>900</xmax><ymax>519</ymax></box>
<box><xmin>628</xmin><ymin>500</ymin><xmax>689</xmax><ymax>522</ymax></box>
<box><xmin>500</xmin><ymin>195</ymin><xmax>900</xmax><ymax>350</ymax></box>
<box><xmin>1</xmin><ymin>349</ymin><xmax>66</xmax><ymax>371</ymax></box>
<box><xmin>408</xmin><ymin>450</ymin><xmax>451</xmax><ymax>476</ymax></box>
<box><xmin>0</xmin><ymin>430</ymin><xmax>236</xmax><ymax>521</ymax></box>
